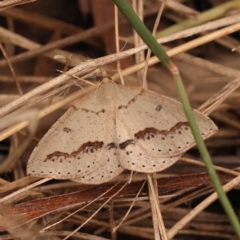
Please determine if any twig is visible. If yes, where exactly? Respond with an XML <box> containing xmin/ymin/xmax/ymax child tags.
<box><xmin>132</xmin><ymin>0</ymin><xmax>145</xmax><ymax>85</ymax></box>
<box><xmin>0</xmin><ymin>22</ymin><xmax>114</xmax><ymax>68</ymax></box>
<box><xmin>112</xmin><ymin>21</ymin><xmax>240</xmax><ymax>82</ymax></box>
<box><xmin>63</xmin><ymin>180</ymin><xmax>130</xmax><ymax>240</ymax></box>
<box><xmin>166</xmin><ymin>0</ymin><xmax>198</xmax><ymax>18</ymax></box>
<box><xmin>0</xmin><ymin>43</ymin><xmax>23</xmax><ymax>95</ymax></box>
<box><xmin>198</xmin><ymin>77</ymin><xmax>240</xmax><ymax>115</ymax></box>
<box><xmin>143</xmin><ymin>0</ymin><xmax>166</xmax><ymax>89</ymax></box>
<box><xmin>0</xmin><ymin>178</ymin><xmax>51</xmax><ymax>204</ymax></box>
<box><xmin>2</xmin><ymin>20</ymin><xmax>240</xmax><ymax>138</ymax></box>
<box><xmin>155</xmin><ymin>1</ymin><xmax>240</xmax><ymax>38</ymax></box>
<box><xmin>0</xmin><ymin>26</ymin><xmax>86</xmax><ymax>67</ymax></box>
<box><xmin>173</xmin><ymin>51</ymin><xmax>240</xmax><ymax>79</ymax></box>
<box><xmin>0</xmin><ymin>85</ymin><xmax>91</xmax><ymax>140</ymax></box>
<box><xmin>0</xmin><ymin>109</ymin><xmax>38</xmax><ymax>174</ymax></box>
<box><xmin>167</xmin><ymin>175</ymin><xmax>240</xmax><ymax>239</ymax></box>
<box><xmin>1</xmin><ymin>19</ymin><xmax>240</xmax><ymax>118</ymax></box>
<box><xmin>147</xmin><ymin>174</ymin><xmax>168</xmax><ymax>240</ymax></box>
<box><xmin>180</xmin><ymin>157</ymin><xmax>240</xmax><ymax>177</ymax></box>
<box><xmin>42</xmin><ymin>182</ymin><xmax>121</xmax><ymax>231</ymax></box>
<box><xmin>114</xmin><ymin>5</ymin><xmax>125</xmax><ymax>85</ymax></box>
<box><xmin>112</xmin><ymin>180</ymin><xmax>146</xmax><ymax>233</ymax></box>
<box><xmin>0</xmin><ymin>0</ymin><xmax>35</xmax><ymax>10</ymax></box>
<box><xmin>110</xmin><ymin>201</ymin><xmax>116</xmax><ymax>240</ymax></box>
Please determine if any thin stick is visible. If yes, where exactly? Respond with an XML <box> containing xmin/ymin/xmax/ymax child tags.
<box><xmin>132</xmin><ymin>0</ymin><xmax>145</xmax><ymax>85</ymax></box>
<box><xmin>110</xmin><ymin>201</ymin><xmax>116</xmax><ymax>240</ymax></box>
<box><xmin>0</xmin><ymin>43</ymin><xmax>23</xmax><ymax>95</ymax></box>
<box><xmin>2</xmin><ymin>21</ymin><xmax>240</xmax><ymax>140</ymax></box>
<box><xmin>113</xmin><ymin>180</ymin><xmax>146</xmax><ymax>232</ymax></box>
<box><xmin>0</xmin><ymin>109</ymin><xmax>39</xmax><ymax>174</ymax></box>
<box><xmin>147</xmin><ymin>174</ymin><xmax>168</xmax><ymax>240</ymax></box>
<box><xmin>114</xmin><ymin>5</ymin><xmax>125</xmax><ymax>85</ymax></box>
<box><xmin>42</xmin><ymin>182</ymin><xmax>121</xmax><ymax>231</ymax></box>
<box><xmin>142</xmin><ymin>0</ymin><xmax>166</xmax><ymax>89</ymax></box>
<box><xmin>139</xmin><ymin>4</ymin><xmax>167</xmax><ymax>236</ymax></box>
<box><xmin>63</xmin><ymin>180</ymin><xmax>130</xmax><ymax>240</ymax></box>
<box><xmin>0</xmin><ymin>0</ymin><xmax>34</xmax><ymax>10</ymax></box>
<box><xmin>112</xmin><ymin>21</ymin><xmax>240</xmax><ymax>82</ymax></box>
<box><xmin>57</xmin><ymin>70</ymin><xmax>97</xmax><ymax>87</ymax></box>
<box><xmin>0</xmin><ymin>178</ymin><xmax>51</xmax><ymax>204</ymax></box>
<box><xmin>1</xmin><ymin>20</ymin><xmax>240</xmax><ymax>118</ymax></box>
<box><xmin>0</xmin><ymin>86</ymin><xmax>90</xmax><ymax>141</ymax></box>
<box><xmin>148</xmin><ymin>174</ymin><xmax>160</xmax><ymax>240</ymax></box>
<box><xmin>136</xmin><ymin>0</ymin><xmax>145</xmax><ymax>82</ymax></box>
<box><xmin>0</xmin><ymin>21</ymin><xmax>114</xmax><ymax>68</ymax></box>
<box><xmin>198</xmin><ymin>77</ymin><xmax>240</xmax><ymax>115</ymax></box>
<box><xmin>180</xmin><ymin>157</ymin><xmax>240</xmax><ymax>177</ymax></box>
<box><xmin>167</xmin><ymin>175</ymin><xmax>240</xmax><ymax>239</ymax></box>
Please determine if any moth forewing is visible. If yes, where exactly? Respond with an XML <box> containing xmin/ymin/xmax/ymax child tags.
<box><xmin>115</xmin><ymin>85</ymin><xmax>217</xmax><ymax>172</ymax></box>
<box><xmin>27</xmin><ymin>81</ymin><xmax>217</xmax><ymax>183</ymax></box>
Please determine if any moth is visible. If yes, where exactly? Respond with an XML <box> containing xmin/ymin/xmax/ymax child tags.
<box><xmin>27</xmin><ymin>81</ymin><xmax>217</xmax><ymax>184</ymax></box>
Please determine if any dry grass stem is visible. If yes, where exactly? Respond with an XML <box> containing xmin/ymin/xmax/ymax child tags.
<box><xmin>0</xmin><ymin>85</ymin><xmax>94</xmax><ymax>140</ymax></box>
<box><xmin>147</xmin><ymin>174</ymin><xmax>168</xmax><ymax>240</ymax></box>
<box><xmin>113</xmin><ymin>180</ymin><xmax>146</xmax><ymax>233</ymax></box>
<box><xmin>42</xmin><ymin>182</ymin><xmax>121</xmax><ymax>232</ymax></box>
<box><xmin>166</xmin><ymin>0</ymin><xmax>198</xmax><ymax>18</ymax></box>
<box><xmin>114</xmin><ymin>5</ymin><xmax>125</xmax><ymax>85</ymax></box>
<box><xmin>112</xmin><ymin>21</ymin><xmax>240</xmax><ymax>81</ymax></box>
<box><xmin>142</xmin><ymin>0</ymin><xmax>166</xmax><ymax>89</ymax></box>
<box><xmin>1</xmin><ymin>19</ymin><xmax>240</xmax><ymax>119</ymax></box>
<box><xmin>62</xmin><ymin>180</ymin><xmax>129</xmax><ymax>240</ymax></box>
<box><xmin>0</xmin><ymin>43</ymin><xmax>23</xmax><ymax>95</ymax></box>
<box><xmin>180</xmin><ymin>157</ymin><xmax>240</xmax><ymax>177</ymax></box>
<box><xmin>1</xmin><ymin>20</ymin><xmax>238</xmax><ymax>140</ymax></box>
<box><xmin>0</xmin><ymin>178</ymin><xmax>51</xmax><ymax>204</ymax></box>
<box><xmin>199</xmin><ymin>77</ymin><xmax>240</xmax><ymax>115</ymax></box>
<box><xmin>0</xmin><ymin>0</ymin><xmax>35</xmax><ymax>10</ymax></box>
<box><xmin>167</xmin><ymin>175</ymin><xmax>240</xmax><ymax>239</ymax></box>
